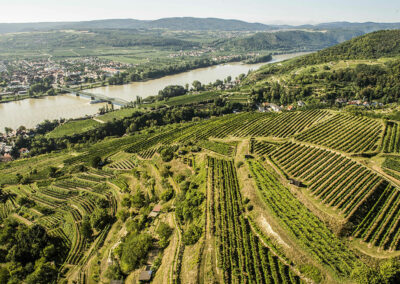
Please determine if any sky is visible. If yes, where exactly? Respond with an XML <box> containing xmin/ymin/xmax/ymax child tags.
<box><xmin>0</xmin><ymin>0</ymin><xmax>399</xmax><ymax>25</ymax></box>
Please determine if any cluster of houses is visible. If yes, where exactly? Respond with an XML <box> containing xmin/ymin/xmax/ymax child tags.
<box><xmin>0</xmin><ymin>128</ymin><xmax>31</xmax><ymax>162</ymax></box>
<box><xmin>169</xmin><ymin>47</ymin><xmax>216</xmax><ymax>58</ymax></box>
<box><xmin>335</xmin><ymin>98</ymin><xmax>383</xmax><ymax>107</ymax></box>
<box><xmin>257</xmin><ymin>101</ymin><xmax>306</xmax><ymax>113</ymax></box>
<box><xmin>0</xmin><ymin>58</ymin><xmax>130</xmax><ymax>98</ymax></box>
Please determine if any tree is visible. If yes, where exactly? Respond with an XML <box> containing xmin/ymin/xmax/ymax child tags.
<box><xmin>4</xmin><ymin>127</ymin><xmax>12</xmax><ymax>136</ymax></box>
<box><xmin>156</xmin><ymin>222</ymin><xmax>173</xmax><ymax>248</ymax></box>
<box><xmin>183</xmin><ymin>224</ymin><xmax>202</xmax><ymax>245</ymax></box>
<box><xmin>105</xmin><ymin>264</ymin><xmax>123</xmax><ymax>281</ymax></box>
<box><xmin>380</xmin><ymin>258</ymin><xmax>400</xmax><ymax>284</ymax></box>
<box><xmin>0</xmin><ymin>267</ymin><xmax>9</xmax><ymax>284</ymax></box>
<box><xmin>192</xmin><ymin>80</ymin><xmax>203</xmax><ymax>91</ymax></box>
<box><xmin>351</xmin><ymin>265</ymin><xmax>382</xmax><ymax>284</ymax></box>
<box><xmin>90</xmin><ymin>208</ymin><xmax>111</xmax><ymax>230</ymax></box>
<box><xmin>120</xmin><ymin>233</ymin><xmax>152</xmax><ymax>273</ymax></box>
<box><xmin>90</xmin><ymin>156</ymin><xmax>102</xmax><ymax>168</ymax></box>
<box><xmin>25</xmin><ymin>261</ymin><xmax>57</xmax><ymax>284</ymax></box>
<box><xmin>81</xmin><ymin>216</ymin><xmax>93</xmax><ymax>239</ymax></box>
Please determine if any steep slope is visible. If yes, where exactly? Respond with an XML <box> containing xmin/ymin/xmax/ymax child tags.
<box><xmin>295</xmin><ymin>29</ymin><xmax>400</xmax><ymax>64</ymax></box>
<box><xmin>218</xmin><ymin>29</ymin><xmax>363</xmax><ymax>51</ymax></box>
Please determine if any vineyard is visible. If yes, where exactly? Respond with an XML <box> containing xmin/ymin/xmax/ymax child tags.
<box><xmin>250</xmin><ymin>139</ymin><xmax>280</xmax><ymax>156</ymax></box>
<box><xmin>0</xmin><ymin>169</ymin><xmax>117</xmax><ymax>281</ymax></box>
<box><xmin>208</xmin><ymin>157</ymin><xmax>301</xmax><ymax>283</ymax></box>
<box><xmin>3</xmin><ymin>108</ymin><xmax>400</xmax><ymax>283</ymax></box>
<box><xmin>296</xmin><ymin>114</ymin><xmax>383</xmax><ymax>153</ymax></box>
<box><xmin>197</xmin><ymin>140</ymin><xmax>236</xmax><ymax>156</ymax></box>
<box><xmin>382</xmin><ymin>121</ymin><xmax>400</xmax><ymax>153</ymax></box>
<box><xmin>271</xmin><ymin>142</ymin><xmax>400</xmax><ymax>250</ymax></box>
<box><xmin>247</xmin><ymin>158</ymin><xmax>361</xmax><ymax>278</ymax></box>
<box><xmin>176</xmin><ymin>110</ymin><xmax>331</xmax><ymax>143</ymax></box>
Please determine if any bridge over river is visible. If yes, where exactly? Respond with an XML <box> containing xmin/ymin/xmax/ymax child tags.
<box><xmin>60</xmin><ymin>87</ymin><xmax>129</xmax><ymax>106</ymax></box>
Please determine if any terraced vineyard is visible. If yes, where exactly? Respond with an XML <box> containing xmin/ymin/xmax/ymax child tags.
<box><xmin>208</xmin><ymin>157</ymin><xmax>301</xmax><ymax>283</ymax></box>
<box><xmin>177</xmin><ymin>110</ymin><xmax>331</xmax><ymax>143</ymax></box>
<box><xmin>0</xmin><ymin>170</ymin><xmax>117</xmax><ymax>280</ymax></box>
<box><xmin>382</xmin><ymin>121</ymin><xmax>400</xmax><ymax>153</ymax></box>
<box><xmin>248</xmin><ymin>158</ymin><xmax>361</xmax><ymax>278</ymax></box>
<box><xmin>2</xmin><ymin>109</ymin><xmax>400</xmax><ymax>283</ymax></box>
<box><xmin>198</xmin><ymin>140</ymin><xmax>236</xmax><ymax>156</ymax></box>
<box><xmin>271</xmin><ymin>142</ymin><xmax>400</xmax><ymax>250</ymax></box>
<box><xmin>107</xmin><ymin>158</ymin><xmax>136</xmax><ymax>170</ymax></box>
<box><xmin>296</xmin><ymin>114</ymin><xmax>383</xmax><ymax>153</ymax></box>
<box><xmin>250</xmin><ymin>139</ymin><xmax>280</xmax><ymax>156</ymax></box>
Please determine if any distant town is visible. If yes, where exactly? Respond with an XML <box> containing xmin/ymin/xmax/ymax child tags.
<box><xmin>0</xmin><ymin>57</ymin><xmax>131</xmax><ymax>99</ymax></box>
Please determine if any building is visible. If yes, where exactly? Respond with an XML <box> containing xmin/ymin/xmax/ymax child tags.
<box><xmin>297</xmin><ymin>100</ymin><xmax>305</xmax><ymax>107</ymax></box>
<box><xmin>148</xmin><ymin>204</ymin><xmax>162</xmax><ymax>218</ymax></box>
<box><xmin>139</xmin><ymin>269</ymin><xmax>152</xmax><ymax>283</ymax></box>
<box><xmin>19</xmin><ymin>148</ymin><xmax>30</xmax><ymax>155</ymax></box>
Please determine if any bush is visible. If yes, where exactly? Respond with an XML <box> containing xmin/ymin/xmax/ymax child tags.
<box><xmin>90</xmin><ymin>156</ymin><xmax>102</xmax><ymax>168</ymax></box>
<box><xmin>161</xmin><ymin>188</ymin><xmax>174</xmax><ymax>202</ymax></box>
<box><xmin>299</xmin><ymin>264</ymin><xmax>323</xmax><ymax>283</ymax></box>
<box><xmin>120</xmin><ymin>233</ymin><xmax>152</xmax><ymax>273</ymax></box>
<box><xmin>183</xmin><ymin>224</ymin><xmax>202</xmax><ymax>245</ymax></box>
<box><xmin>156</xmin><ymin>222</ymin><xmax>173</xmax><ymax>248</ymax></box>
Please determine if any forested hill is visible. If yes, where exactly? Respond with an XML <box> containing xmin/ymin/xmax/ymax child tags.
<box><xmin>1</xmin><ymin>18</ymin><xmax>400</xmax><ymax>34</ymax></box>
<box><xmin>294</xmin><ymin>29</ymin><xmax>400</xmax><ymax>65</ymax></box>
<box><xmin>244</xmin><ymin>29</ymin><xmax>400</xmax><ymax>105</ymax></box>
<box><xmin>218</xmin><ymin>29</ymin><xmax>363</xmax><ymax>52</ymax></box>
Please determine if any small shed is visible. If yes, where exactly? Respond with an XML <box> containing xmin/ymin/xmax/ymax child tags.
<box><xmin>288</xmin><ymin>179</ymin><xmax>302</xmax><ymax>187</ymax></box>
<box><xmin>153</xmin><ymin>204</ymin><xmax>162</xmax><ymax>213</ymax></box>
<box><xmin>148</xmin><ymin>211</ymin><xmax>158</xmax><ymax>218</ymax></box>
<box><xmin>139</xmin><ymin>270</ymin><xmax>152</xmax><ymax>282</ymax></box>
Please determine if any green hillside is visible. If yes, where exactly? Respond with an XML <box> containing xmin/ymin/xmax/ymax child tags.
<box><xmin>2</xmin><ymin>28</ymin><xmax>400</xmax><ymax>284</ymax></box>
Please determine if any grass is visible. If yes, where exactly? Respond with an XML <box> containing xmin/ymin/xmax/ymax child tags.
<box><xmin>46</xmin><ymin>119</ymin><xmax>100</xmax><ymax>138</ymax></box>
<box><xmin>97</xmin><ymin>108</ymin><xmax>139</xmax><ymax>122</ymax></box>
<box><xmin>143</xmin><ymin>91</ymin><xmax>221</xmax><ymax>108</ymax></box>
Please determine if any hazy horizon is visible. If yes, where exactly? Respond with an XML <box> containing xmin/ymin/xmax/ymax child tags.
<box><xmin>1</xmin><ymin>0</ymin><xmax>399</xmax><ymax>25</ymax></box>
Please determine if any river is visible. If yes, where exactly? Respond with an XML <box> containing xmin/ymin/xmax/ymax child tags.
<box><xmin>0</xmin><ymin>52</ymin><xmax>308</xmax><ymax>131</ymax></box>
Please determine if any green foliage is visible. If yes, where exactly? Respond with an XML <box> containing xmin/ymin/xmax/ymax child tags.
<box><xmin>351</xmin><ymin>265</ymin><xmax>383</xmax><ymax>284</ymax></box>
<box><xmin>81</xmin><ymin>216</ymin><xmax>93</xmax><ymax>239</ymax></box>
<box><xmin>90</xmin><ymin>208</ymin><xmax>111</xmax><ymax>230</ymax></box>
<box><xmin>46</xmin><ymin>119</ymin><xmax>100</xmax><ymax>139</ymax></box>
<box><xmin>160</xmin><ymin>147</ymin><xmax>175</xmax><ymax>162</ymax></box>
<box><xmin>90</xmin><ymin>156</ymin><xmax>102</xmax><ymax>168</ymax></box>
<box><xmin>380</xmin><ymin>258</ymin><xmax>400</xmax><ymax>284</ymax></box>
<box><xmin>158</xmin><ymin>85</ymin><xmax>187</xmax><ymax>99</ymax></box>
<box><xmin>156</xmin><ymin>222</ymin><xmax>173</xmax><ymax>248</ymax></box>
<box><xmin>296</xmin><ymin>30</ymin><xmax>400</xmax><ymax>65</ymax></box>
<box><xmin>160</xmin><ymin>187</ymin><xmax>174</xmax><ymax>202</ymax></box>
<box><xmin>248</xmin><ymin>159</ymin><xmax>361</xmax><ymax>277</ymax></box>
<box><xmin>25</xmin><ymin>261</ymin><xmax>57</xmax><ymax>284</ymax></box>
<box><xmin>0</xmin><ymin>221</ymin><xmax>65</xmax><ymax>283</ymax></box>
<box><xmin>120</xmin><ymin>233</ymin><xmax>152</xmax><ymax>273</ymax></box>
<box><xmin>299</xmin><ymin>264</ymin><xmax>323</xmax><ymax>283</ymax></box>
<box><xmin>105</xmin><ymin>264</ymin><xmax>123</xmax><ymax>281</ymax></box>
<box><xmin>182</xmin><ymin>224</ymin><xmax>202</xmax><ymax>245</ymax></box>
<box><xmin>222</xmin><ymin>30</ymin><xmax>361</xmax><ymax>52</ymax></box>
<box><xmin>0</xmin><ymin>267</ymin><xmax>10</xmax><ymax>284</ymax></box>
<box><xmin>175</xmin><ymin>184</ymin><xmax>204</xmax><ymax>222</ymax></box>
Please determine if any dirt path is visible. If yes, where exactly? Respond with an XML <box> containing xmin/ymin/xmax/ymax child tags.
<box><xmin>11</xmin><ymin>213</ymin><xmax>33</xmax><ymax>226</ymax></box>
<box><xmin>93</xmin><ymin>117</ymin><xmax>105</xmax><ymax>124</ymax></box>
<box><xmin>152</xmin><ymin>213</ymin><xmax>177</xmax><ymax>284</ymax></box>
<box><xmin>198</xmin><ymin>160</ymin><xmax>222</xmax><ymax>284</ymax></box>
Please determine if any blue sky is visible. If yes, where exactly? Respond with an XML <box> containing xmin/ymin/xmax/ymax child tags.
<box><xmin>1</xmin><ymin>0</ymin><xmax>399</xmax><ymax>24</ymax></box>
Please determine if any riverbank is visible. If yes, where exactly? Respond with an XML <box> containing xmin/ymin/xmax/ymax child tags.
<box><xmin>0</xmin><ymin>52</ymin><xmax>310</xmax><ymax>130</ymax></box>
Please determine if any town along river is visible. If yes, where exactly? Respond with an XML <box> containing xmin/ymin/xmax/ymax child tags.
<box><xmin>0</xmin><ymin>53</ymin><xmax>307</xmax><ymax>130</ymax></box>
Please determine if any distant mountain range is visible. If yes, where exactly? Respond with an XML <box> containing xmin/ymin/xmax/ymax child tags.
<box><xmin>1</xmin><ymin>17</ymin><xmax>400</xmax><ymax>34</ymax></box>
